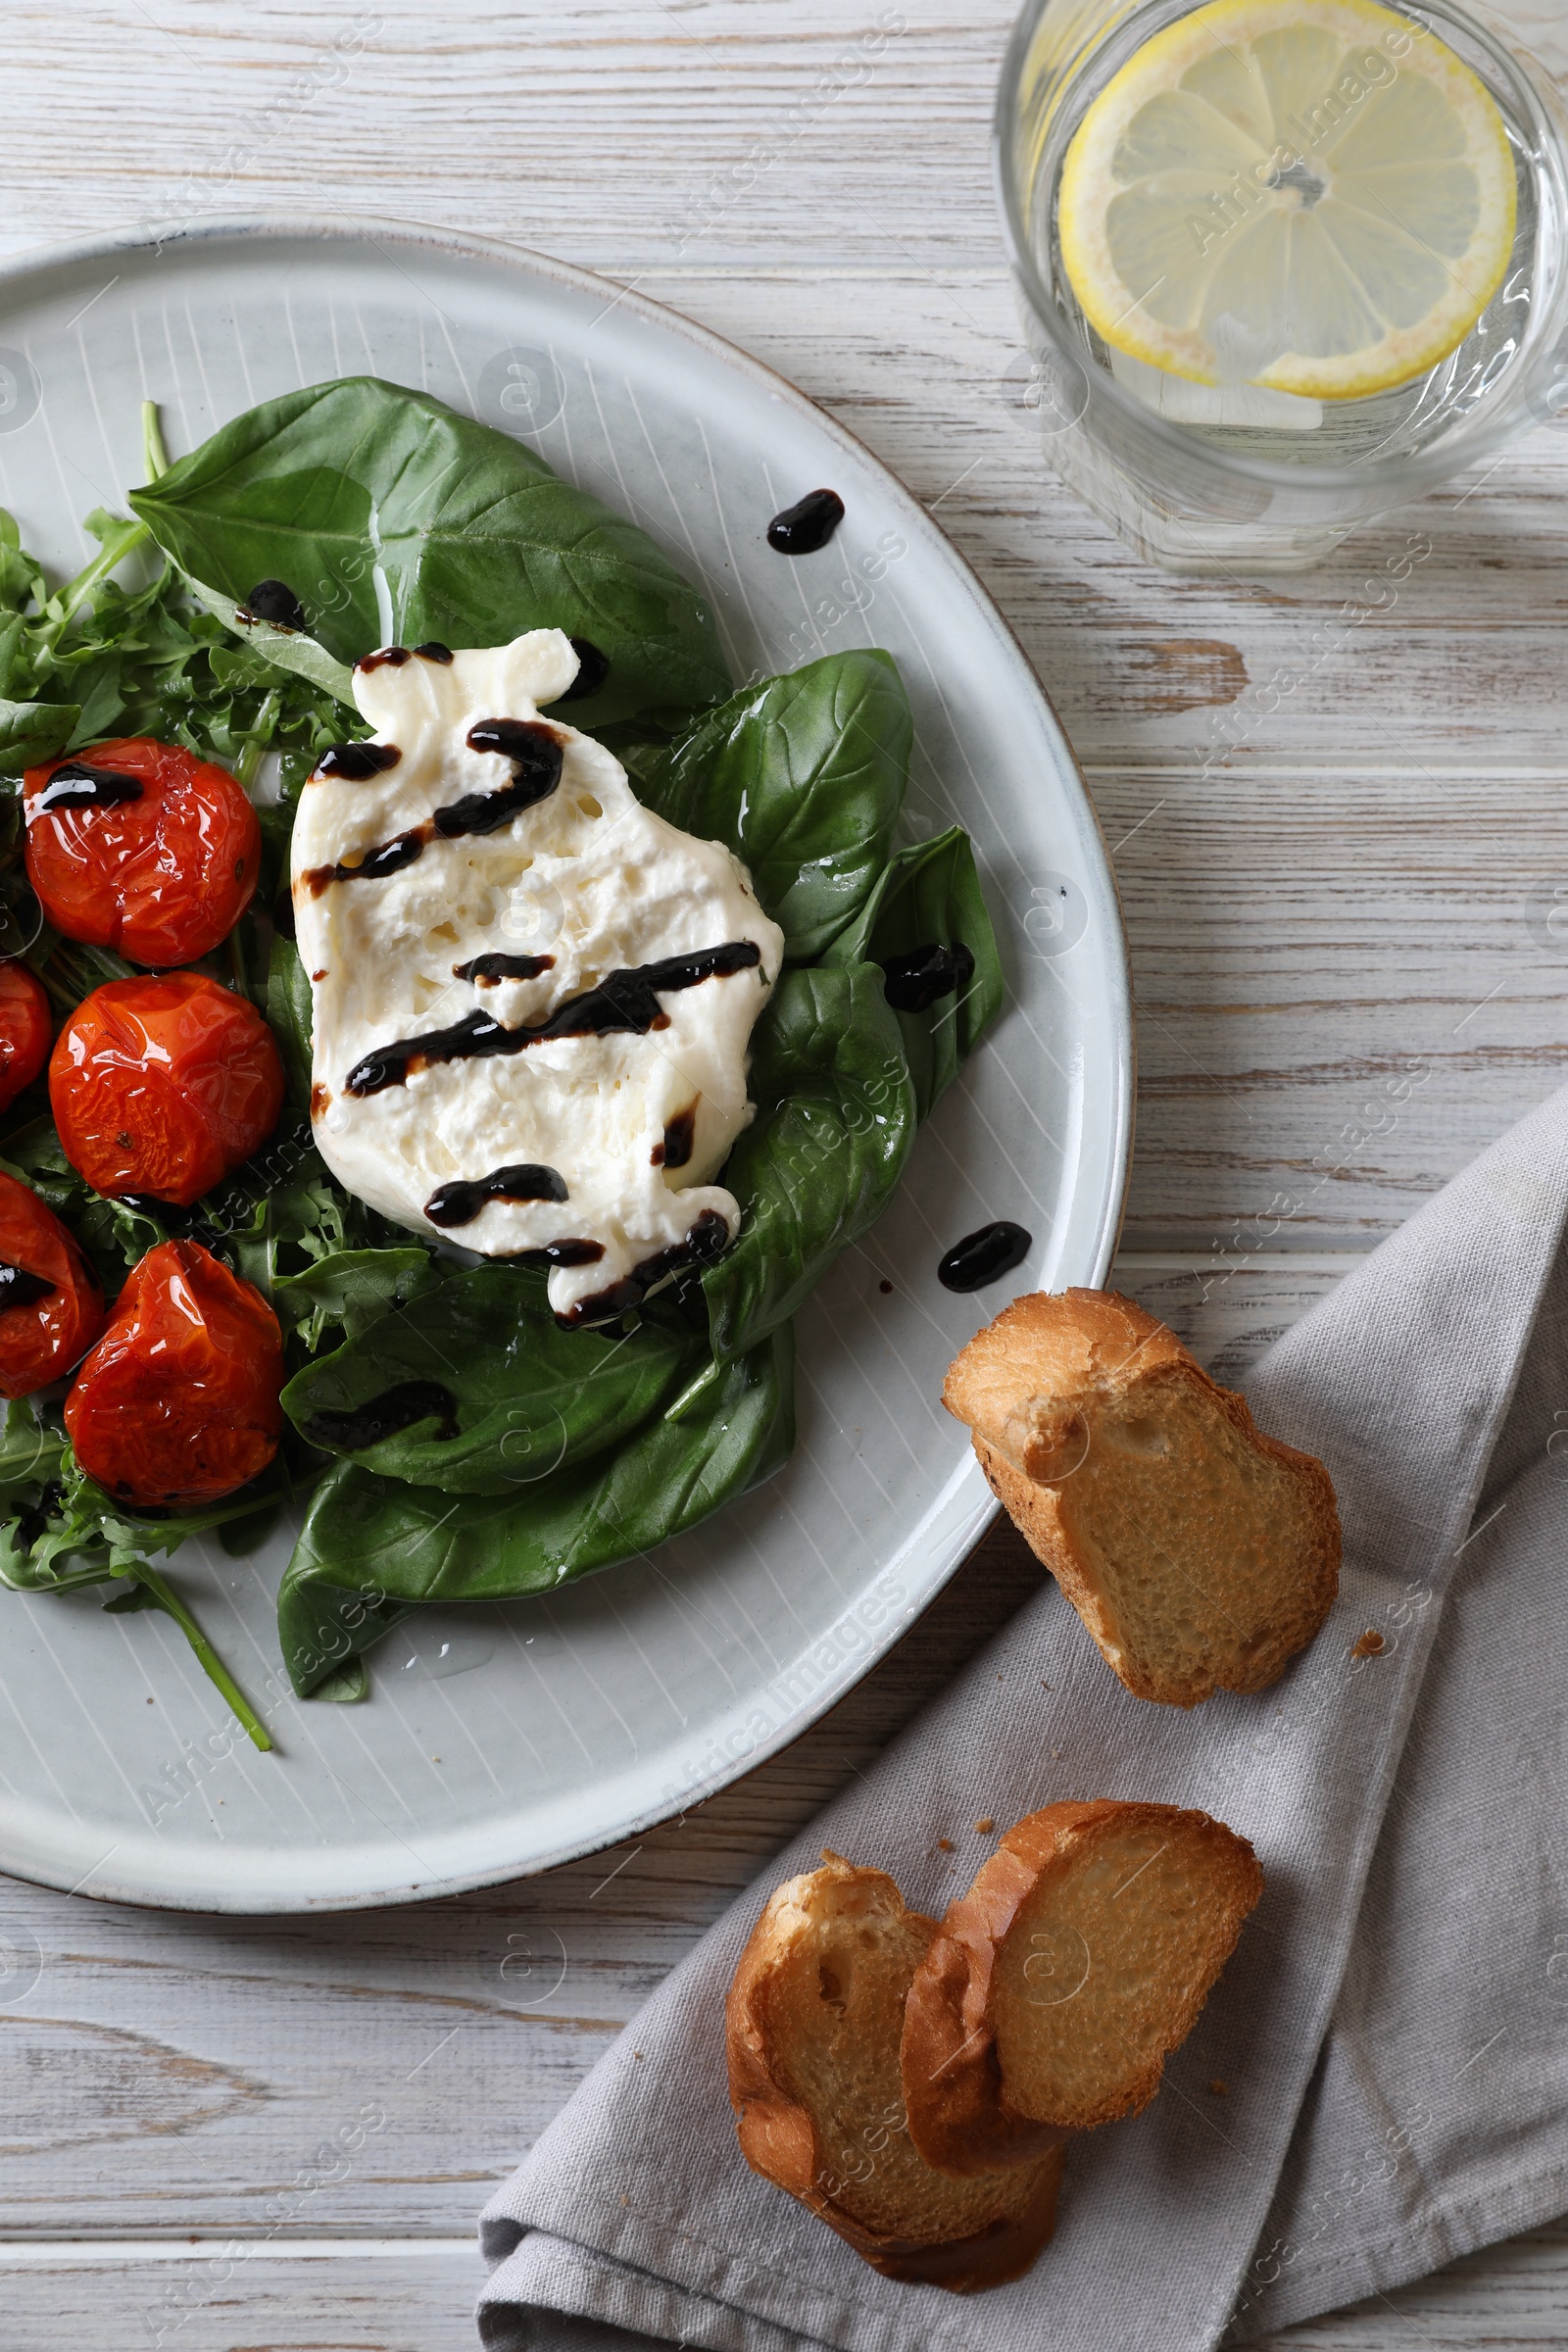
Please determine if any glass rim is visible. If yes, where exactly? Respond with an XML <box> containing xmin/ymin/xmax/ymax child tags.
<box><xmin>991</xmin><ymin>0</ymin><xmax>1568</xmax><ymax>499</ymax></box>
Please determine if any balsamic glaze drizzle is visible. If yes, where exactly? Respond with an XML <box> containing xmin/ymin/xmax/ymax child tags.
<box><xmin>357</xmin><ymin>646</ymin><xmax>414</xmax><ymax>672</ymax></box>
<box><xmin>766</xmin><ymin>488</ymin><xmax>845</xmax><ymax>555</ymax></box>
<box><xmin>316</xmin><ymin>741</ymin><xmax>403</xmax><ymax>782</ymax></box>
<box><xmin>881</xmin><ymin>941</ymin><xmax>976</xmax><ymax>1014</ymax></box>
<box><xmin>454</xmin><ymin>953</ymin><xmax>555</xmax><ymax>986</ymax></box>
<box><xmin>423</xmin><ymin>1162</ymin><xmax>569</xmax><ymax>1228</ymax></box>
<box><xmin>0</xmin><ymin>1261</ymin><xmax>54</xmax><ymax>1312</ymax></box>
<box><xmin>442</xmin><ymin>721</ymin><xmax>564</xmax><ymax>835</ymax></box>
<box><xmin>242</xmin><ymin>579</ymin><xmax>308</xmax><ymax>631</ymax></box>
<box><xmin>553</xmin><ymin>637</ymin><xmax>611</xmax><ymax>703</ymax></box>
<box><xmin>511</xmin><ymin>1239</ymin><xmax>605</xmax><ymax>1269</ymax></box>
<box><xmin>302</xmin><ymin>1379</ymin><xmax>460</xmax><ymax>1452</ymax></box>
<box><xmin>653</xmin><ymin>1104</ymin><xmax>698</xmax><ymax>1170</ymax></box>
<box><xmin>414</xmin><ymin>641</ymin><xmax>454</xmax><ymax>662</ymax></box>
<box><xmin>345</xmin><ymin>942</ymin><xmax>762</xmax><ymax>1097</ymax></box>
<box><xmin>560</xmin><ymin>1210</ymin><xmax>731</xmax><ymax>1328</ymax></box>
<box><xmin>304</xmin><ymin>721</ymin><xmax>564</xmax><ymax>893</ymax></box>
<box><xmin>937</xmin><ymin>1221</ymin><xmax>1032</xmax><ymax>1294</ymax></box>
<box><xmin>35</xmin><ymin>760</ymin><xmax>143</xmax><ymax>813</ymax></box>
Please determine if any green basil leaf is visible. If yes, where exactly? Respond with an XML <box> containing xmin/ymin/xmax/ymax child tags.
<box><xmin>824</xmin><ymin>825</ymin><xmax>1004</xmax><ymax>1120</ymax></box>
<box><xmin>280</xmin><ymin>1263</ymin><xmax>693</xmax><ymax>1494</ymax></box>
<box><xmin>703</xmin><ymin>963</ymin><xmax>916</xmax><ymax>1367</ymax></box>
<box><xmin>640</xmin><ymin>651</ymin><xmax>910</xmax><ymax>961</ymax></box>
<box><xmin>279</xmin><ymin>1323</ymin><xmax>795</xmax><ymax>1695</ymax></box>
<box><xmin>272</xmin><ymin>1248</ymin><xmax>441</xmax><ymax>1356</ymax></box>
<box><xmin>266</xmin><ymin>932</ymin><xmax>315</xmax><ymax>1112</ymax></box>
<box><xmin>128</xmin><ymin>376</ymin><xmax>730</xmax><ymax>726</ymax></box>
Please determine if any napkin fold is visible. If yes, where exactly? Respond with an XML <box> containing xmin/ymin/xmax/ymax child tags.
<box><xmin>479</xmin><ymin>1083</ymin><xmax>1568</xmax><ymax>2351</ymax></box>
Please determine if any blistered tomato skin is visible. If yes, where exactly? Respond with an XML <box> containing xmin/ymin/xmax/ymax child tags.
<box><xmin>0</xmin><ymin>963</ymin><xmax>51</xmax><ymax>1114</ymax></box>
<box><xmin>0</xmin><ymin>1169</ymin><xmax>104</xmax><ymax>1399</ymax></box>
<box><xmin>66</xmin><ymin>1240</ymin><xmax>284</xmax><ymax>1503</ymax></box>
<box><xmin>24</xmin><ymin>737</ymin><xmax>262</xmax><ymax>966</ymax></box>
<box><xmin>50</xmin><ymin>974</ymin><xmax>285</xmax><ymax>1207</ymax></box>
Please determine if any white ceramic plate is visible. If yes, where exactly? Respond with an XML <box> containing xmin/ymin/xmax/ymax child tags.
<box><xmin>0</xmin><ymin>216</ymin><xmax>1131</xmax><ymax>1911</ymax></box>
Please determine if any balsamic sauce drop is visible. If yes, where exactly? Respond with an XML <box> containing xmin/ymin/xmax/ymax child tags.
<box><xmin>345</xmin><ymin>942</ymin><xmax>762</xmax><ymax>1097</ymax></box>
<box><xmin>881</xmin><ymin>941</ymin><xmax>976</xmax><ymax>1014</ymax></box>
<box><xmin>302</xmin><ymin>1379</ymin><xmax>460</xmax><ymax>1453</ymax></box>
<box><xmin>938</xmin><ymin>1221</ymin><xmax>1032</xmax><ymax>1294</ymax></box>
<box><xmin>304</xmin><ymin>831</ymin><xmax>427</xmax><ymax>893</ymax></box>
<box><xmin>653</xmin><ymin>1104</ymin><xmax>698</xmax><ymax>1169</ymax></box>
<box><xmin>243</xmin><ymin>579</ymin><xmax>309</xmax><ymax>631</ymax></box>
<box><xmin>423</xmin><ymin>1162</ymin><xmax>570</xmax><ymax>1228</ymax></box>
<box><xmin>560</xmin><ymin>1209</ymin><xmax>731</xmax><ymax>1328</ymax></box>
<box><xmin>454</xmin><ymin>953</ymin><xmax>555</xmax><ymax>986</ymax></box>
<box><xmin>357</xmin><ymin>646</ymin><xmax>414</xmax><ymax>673</ymax></box>
<box><xmin>316</xmin><ymin>741</ymin><xmax>403</xmax><ymax>782</ymax></box>
<box><xmin>767</xmin><ymin>489</ymin><xmax>846</xmax><ymax>555</ymax></box>
<box><xmin>0</xmin><ymin>1261</ymin><xmax>54</xmax><ymax>1311</ymax></box>
<box><xmin>553</xmin><ymin>637</ymin><xmax>611</xmax><ymax>703</ymax></box>
<box><xmin>414</xmin><ymin>641</ymin><xmax>454</xmax><ymax>662</ymax></box>
<box><xmin>36</xmin><ymin>760</ymin><xmax>143</xmax><ymax>813</ymax></box>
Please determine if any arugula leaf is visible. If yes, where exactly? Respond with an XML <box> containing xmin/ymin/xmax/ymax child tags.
<box><xmin>128</xmin><ymin>377</ymin><xmax>731</xmax><ymax>728</ymax></box>
<box><xmin>272</xmin><ymin>1248</ymin><xmax>441</xmax><ymax>1356</ymax></box>
<box><xmin>277</xmin><ymin>1322</ymin><xmax>795</xmax><ymax>1694</ymax></box>
<box><xmin>0</xmin><ymin>503</ymin><xmax>350</xmax><ymax>799</ymax></box>
<box><xmin>702</xmin><ymin>963</ymin><xmax>917</xmax><ymax>1369</ymax></box>
<box><xmin>177</xmin><ymin>569</ymin><xmax>356</xmax><ymax>707</ymax></box>
<box><xmin>266</xmin><ymin>933</ymin><xmax>316</xmax><ymax>1112</ymax></box>
<box><xmin>279</xmin><ymin>1263</ymin><xmax>693</xmax><ymax>1494</ymax></box>
<box><xmin>638</xmin><ymin>652</ymin><xmax>910</xmax><ymax>961</ymax></box>
<box><xmin>0</xmin><ymin>699</ymin><xmax>77</xmax><ymax>768</ymax></box>
<box><xmin>0</xmin><ymin>1407</ymin><xmax>274</xmax><ymax>1748</ymax></box>
<box><xmin>825</xmin><ymin>826</ymin><xmax>1004</xmax><ymax>1121</ymax></box>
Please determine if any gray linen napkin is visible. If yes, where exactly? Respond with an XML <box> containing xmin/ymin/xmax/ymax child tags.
<box><xmin>479</xmin><ymin>1082</ymin><xmax>1568</xmax><ymax>2352</ymax></box>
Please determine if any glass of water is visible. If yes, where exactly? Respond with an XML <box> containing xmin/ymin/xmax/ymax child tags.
<box><xmin>995</xmin><ymin>0</ymin><xmax>1568</xmax><ymax>571</ymax></box>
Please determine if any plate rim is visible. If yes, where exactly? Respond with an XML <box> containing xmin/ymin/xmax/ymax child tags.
<box><xmin>0</xmin><ymin>209</ymin><xmax>1135</xmax><ymax>1910</ymax></box>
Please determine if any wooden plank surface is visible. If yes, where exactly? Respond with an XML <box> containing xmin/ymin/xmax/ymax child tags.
<box><xmin>0</xmin><ymin>0</ymin><xmax>1562</xmax><ymax>2345</ymax></box>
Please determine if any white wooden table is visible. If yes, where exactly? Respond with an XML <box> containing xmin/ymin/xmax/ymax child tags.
<box><xmin>2</xmin><ymin>3</ymin><xmax>1566</xmax><ymax>2344</ymax></box>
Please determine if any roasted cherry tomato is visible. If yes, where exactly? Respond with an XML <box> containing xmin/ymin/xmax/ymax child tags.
<box><xmin>24</xmin><ymin>736</ymin><xmax>262</xmax><ymax>966</ymax></box>
<box><xmin>0</xmin><ymin>962</ymin><xmax>51</xmax><ymax>1114</ymax></box>
<box><xmin>65</xmin><ymin>1240</ymin><xmax>284</xmax><ymax>1504</ymax></box>
<box><xmin>50</xmin><ymin>973</ymin><xmax>285</xmax><ymax>1207</ymax></box>
<box><xmin>0</xmin><ymin>1169</ymin><xmax>104</xmax><ymax>1399</ymax></box>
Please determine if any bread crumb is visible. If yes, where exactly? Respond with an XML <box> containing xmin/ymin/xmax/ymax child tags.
<box><xmin>1209</xmin><ymin>2079</ymin><xmax>1229</xmax><ymax>2097</ymax></box>
<box><xmin>1351</xmin><ymin>1630</ymin><xmax>1386</xmax><ymax>1659</ymax></box>
<box><xmin>633</xmin><ymin>2049</ymin><xmax>643</xmax><ymax>2060</ymax></box>
<box><xmin>973</xmin><ymin>1817</ymin><xmax>995</xmax><ymax>1835</ymax></box>
<box><xmin>937</xmin><ymin>1837</ymin><xmax>955</xmax><ymax>1851</ymax></box>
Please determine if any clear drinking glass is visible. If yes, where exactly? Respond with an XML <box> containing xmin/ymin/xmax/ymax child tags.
<box><xmin>995</xmin><ymin>0</ymin><xmax>1568</xmax><ymax>571</ymax></box>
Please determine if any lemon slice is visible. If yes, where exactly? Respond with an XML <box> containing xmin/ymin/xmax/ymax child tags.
<box><xmin>1058</xmin><ymin>0</ymin><xmax>1518</xmax><ymax>400</ymax></box>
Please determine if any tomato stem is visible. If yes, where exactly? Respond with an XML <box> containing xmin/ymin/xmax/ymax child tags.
<box><xmin>125</xmin><ymin>1559</ymin><xmax>274</xmax><ymax>1752</ymax></box>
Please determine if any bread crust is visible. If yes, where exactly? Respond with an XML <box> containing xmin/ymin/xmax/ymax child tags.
<box><xmin>725</xmin><ymin>1859</ymin><xmax>1065</xmax><ymax>2291</ymax></box>
<box><xmin>902</xmin><ymin>1801</ymin><xmax>1263</xmax><ymax>2177</ymax></box>
<box><xmin>946</xmin><ymin>1290</ymin><xmax>1341</xmax><ymax>1706</ymax></box>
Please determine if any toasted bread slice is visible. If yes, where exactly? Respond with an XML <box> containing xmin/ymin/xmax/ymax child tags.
<box><xmin>944</xmin><ymin>1289</ymin><xmax>1340</xmax><ymax>1706</ymax></box>
<box><xmin>726</xmin><ymin>1853</ymin><xmax>1066</xmax><ymax>2291</ymax></box>
<box><xmin>902</xmin><ymin>1801</ymin><xmax>1262</xmax><ymax>2175</ymax></box>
